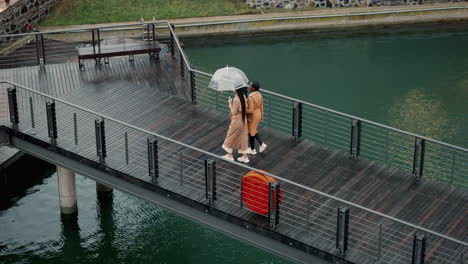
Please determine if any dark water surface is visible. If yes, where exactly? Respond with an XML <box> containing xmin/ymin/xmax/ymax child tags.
<box><xmin>0</xmin><ymin>156</ymin><xmax>296</xmax><ymax>264</ymax></box>
<box><xmin>185</xmin><ymin>24</ymin><xmax>468</xmax><ymax>147</ymax></box>
<box><xmin>2</xmin><ymin>24</ymin><xmax>468</xmax><ymax>264</ymax></box>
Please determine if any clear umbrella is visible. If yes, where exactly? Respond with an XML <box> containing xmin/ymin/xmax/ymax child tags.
<box><xmin>209</xmin><ymin>66</ymin><xmax>249</xmax><ymax>91</ymax></box>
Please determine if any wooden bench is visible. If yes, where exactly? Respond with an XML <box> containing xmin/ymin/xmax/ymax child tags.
<box><xmin>76</xmin><ymin>29</ymin><xmax>161</xmax><ymax>70</ymax></box>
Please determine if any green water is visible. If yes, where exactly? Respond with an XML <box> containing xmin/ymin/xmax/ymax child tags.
<box><xmin>185</xmin><ymin>24</ymin><xmax>468</xmax><ymax>147</ymax></box>
<box><xmin>2</xmin><ymin>24</ymin><xmax>468</xmax><ymax>264</ymax></box>
<box><xmin>0</xmin><ymin>156</ymin><xmax>296</xmax><ymax>264</ymax></box>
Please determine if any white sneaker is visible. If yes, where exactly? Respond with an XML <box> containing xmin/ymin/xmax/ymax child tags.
<box><xmin>259</xmin><ymin>143</ymin><xmax>268</xmax><ymax>153</ymax></box>
<box><xmin>247</xmin><ymin>148</ymin><xmax>257</xmax><ymax>155</ymax></box>
<box><xmin>237</xmin><ymin>156</ymin><xmax>250</xmax><ymax>163</ymax></box>
<box><xmin>221</xmin><ymin>154</ymin><xmax>234</xmax><ymax>161</ymax></box>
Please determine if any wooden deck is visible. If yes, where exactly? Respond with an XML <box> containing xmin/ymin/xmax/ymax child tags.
<box><xmin>0</xmin><ymin>53</ymin><xmax>466</xmax><ymax>264</ymax></box>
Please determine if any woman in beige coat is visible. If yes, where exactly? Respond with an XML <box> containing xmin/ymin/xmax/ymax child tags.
<box><xmin>246</xmin><ymin>81</ymin><xmax>267</xmax><ymax>155</ymax></box>
<box><xmin>222</xmin><ymin>87</ymin><xmax>250</xmax><ymax>163</ymax></box>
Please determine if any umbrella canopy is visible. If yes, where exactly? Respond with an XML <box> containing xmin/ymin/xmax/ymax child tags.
<box><xmin>209</xmin><ymin>66</ymin><xmax>249</xmax><ymax>91</ymax></box>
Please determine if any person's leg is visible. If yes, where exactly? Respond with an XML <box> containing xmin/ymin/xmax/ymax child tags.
<box><xmin>222</xmin><ymin>144</ymin><xmax>234</xmax><ymax>160</ymax></box>
<box><xmin>254</xmin><ymin>133</ymin><xmax>263</xmax><ymax>145</ymax></box>
<box><xmin>249</xmin><ymin>135</ymin><xmax>255</xmax><ymax>150</ymax></box>
<box><xmin>256</xmin><ymin>133</ymin><xmax>268</xmax><ymax>153</ymax></box>
<box><xmin>237</xmin><ymin>149</ymin><xmax>250</xmax><ymax>163</ymax></box>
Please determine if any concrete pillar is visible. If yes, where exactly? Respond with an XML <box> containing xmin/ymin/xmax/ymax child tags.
<box><xmin>96</xmin><ymin>182</ymin><xmax>113</xmax><ymax>193</ymax></box>
<box><xmin>57</xmin><ymin>166</ymin><xmax>77</xmax><ymax>215</ymax></box>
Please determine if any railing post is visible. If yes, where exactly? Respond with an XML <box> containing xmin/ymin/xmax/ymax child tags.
<box><xmin>147</xmin><ymin>138</ymin><xmax>159</xmax><ymax>181</ymax></box>
<box><xmin>7</xmin><ymin>87</ymin><xmax>19</xmax><ymax>127</ymax></box>
<box><xmin>268</xmin><ymin>96</ymin><xmax>271</xmax><ymax>127</ymax></box>
<box><xmin>450</xmin><ymin>149</ymin><xmax>456</xmax><ymax>185</ymax></box>
<box><xmin>91</xmin><ymin>29</ymin><xmax>101</xmax><ymax>63</ymax></box>
<box><xmin>180</xmin><ymin>54</ymin><xmax>185</xmax><ymax>78</ymax></box>
<box><xmin>95</xmin><ymin>119</ymin><xmax>106</xmax><ymax>163</ymax></box>
<box><xmin>190</xmin><ymin>69</ymin><xmax>196</xmax><ymax>103</ymax></box>
<box><xmin>124</xmin><ymin>132</ymin><xmax>129</xmax><ymax>165</ymax></box>
<box><xmin>145</xmin><ymin>24</ymin><xmax>154</xmax><ymax>41</ymax></box>
<box><xmin>73</xmin><ymin>113</ymin><xmax>78</xmax><ymax>145</ymax></box>
<box><xmin>292</xmin><ymin>101</ymin><xmax>302</xmax><ymax>141</ymax></box>
<box><xmin>170</xmin><ymin>24</ymin><xmax>175</xmax><ymax>57</ymax></box>
<box><xmin>39</xmin><ymin>34</ymin><xmax>46</xmax><ymax>67</ymax></box>
<box><xmin>145</xmin><ymin>24</ymin><xmax>150</xmax><ymax>40</ymax></box>
<box><xmin>179</xmin><ymin>152</ymin><xmax>183</xmax><ymax>186</ymax></box>
<box><xmin>29</xmin><ymin>97</ymin><xmax>35</xmax><ymax>129</ymax></box>
<box><xmin>268</xmin><ymin>181</ymin><xmax>280</xmax><ymax>229</ymax></box>
<box><xmin>204</xmin><ymin>159</ymin><xmax>216</xmax><ymax>205</ymax></box>
<box><xmin>350</xmin><ymin>119</ymin><xmax>362</xmax><ymax>159</ymax></box>
<box><xmin>239</xmin><ymin>175</ymin><xmax>243</xmax><ymax>208</ymax></box>
<box><xmin>336</xmin><ymin>206</ymin><xmax>349</xmax><ymax>256</ymax></box>
<box><xmin>307</xmin><ymin>198</ymin><xmax>312</xmax><ymax>233</ymax></box>
<box><xmin>151</xmin><ymin>23</ymin><xmax>156</xmax><ymax>41</ymax></box>
<box><xmin>92</xmin><ymin>29</ymin><xmax>96</xmax><ymax>56</ymax></box>
<box><xmin>46</xmin><ymin>101</ymin><xmax>57</xmax><ymax>144</ymax></box>
<box><xmin>377</xmin><ymin>223</ymin><xmax>382</xmax><ymax>261</ymax></box>
<box><xmin>35</xmin><ymin>35</ymin><xmax>41</xmax><ymax>66</ymax></box>
<box><xmin>412</xmin><ymin>137</ymin><xmax>426</xmax><ymax>180</ymax></box>
<box><xmin>412</xmin><ymin>233</ymin><xmax>426</xmax><ymax>264</ymax></box>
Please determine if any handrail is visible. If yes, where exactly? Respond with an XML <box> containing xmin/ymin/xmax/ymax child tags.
<box><xmin>1</xmin><ymin>80</ymin><xmax>466</xmax><ymax>247</ymax></box>
<box><xmin>168</xmin><ymin>22</ymin><xmax>191</xmax><ymax>71</ymax></box>
<box><xmin>175</xmin><ymin>5</ymin><xmax>468</xmax><ymax>28</ymax></box>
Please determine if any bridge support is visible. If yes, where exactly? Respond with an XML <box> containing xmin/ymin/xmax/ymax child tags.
<box><xmin>57</xmin><ymin>166</ymin><xmax>77</xmax><ymax>215</ymax></box>
<box><xmin>96</xmin><ymin>182</ymin><xmax>113</xmax><ymax>195</ymax></box>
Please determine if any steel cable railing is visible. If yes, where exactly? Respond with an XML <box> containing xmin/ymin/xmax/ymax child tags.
<box><xmin>1</xmin><ymin>76</ymin><xmax>467</xmax><ymax>264</ymax></box>
<box><xmin>192</xmin><ymin>65</ymin><xmax>468</xmax><ymax>189</ymax></box>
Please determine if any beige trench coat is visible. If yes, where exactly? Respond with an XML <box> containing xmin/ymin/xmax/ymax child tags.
<box><xmin>222</xmin><ymin>95</ymin><xmax>249</xmax><ymax>153</ymax></box>
<box><xmin>246</xmin><ymin>91</ymin><xmax>264</xmax><ymax>136</ymax></box>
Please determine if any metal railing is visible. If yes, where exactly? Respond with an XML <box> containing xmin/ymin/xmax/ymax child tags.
<box><xmin>191</xmin><ymin>69</ymin><xmax>468</xmax><ymax>189</ymax></box>
<box><xmin>0</xmin><ymin>21</ymin><xmax>175</xmax><ymax>69</ymax></box>
<box><xmin>173</xmin><ymin>5</ymin><xmax>468</xmax><ymax>29</ymax></box>
<box><xmin>0</xmin><ymin>20</ymin><xmax>467</xmax><ymax>263</ymax></box>
<box><xmin>1</xmin><ymin>78</ymin><xmax>467</xmax><ymax>264</ymax></box>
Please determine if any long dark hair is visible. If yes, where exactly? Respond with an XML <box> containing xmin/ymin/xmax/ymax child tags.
<box><xmin>235</xmin><ymin>88</ymin><xmax>247</xmax><ymax>122</ymax></box>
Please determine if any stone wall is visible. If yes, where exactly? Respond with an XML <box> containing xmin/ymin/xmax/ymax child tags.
<box><xmin>242</xmin><ymin>0</ymin><xmax>466</xmax><ymax>8</ymax></box>
<box><xmin>0</xmin><ymin>0</ymin><xmax>59</xmax><ymax>36</ymax></box>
